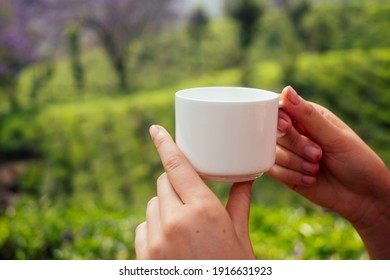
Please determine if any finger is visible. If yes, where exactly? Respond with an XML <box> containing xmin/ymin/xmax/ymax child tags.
<box><xmin>277</xmin><ymin>109</ymin><xmax>293</xmax><ymax>135</ymax></box>
<box><xmin>157</xmin><ymin>173</ymin><xmax>183</xmax><ymax>218</ymax></box>
<box><xmin>226</xmin><ymin>181</ymin><xmax>254</xmax><ymax>238</ymax></box>
<box><xmin>134</xmin><ymin>221</ymin><xmax>148</xmax><ymax>259</ymax></box>
<box><xmin>146</xmin><ymin>197</ymin><xmax>161</xmax><ymax>241</ymax></box>
<box><xmin>276</xmin><ymin>145</ymin><xmax>320</xmax><ymax>176</ymax></box>
<box><xmin>149</xmin><ymin>125</ymin><xmax>212</xmax><ymax>203</ymax></box>
<box><xmin>268</xmin><ymin>163</ymin><xmax>317</xmax><ymax>188</ymax></box>
<box><xmin>280</xmin><ymin>86</ymin><xmax>341</xmax><ymax>146</ymax></box>
<box><xmin>278</xmin><ymin>126</ymin><xmax>322</xmax><ymax>163</ymax></box>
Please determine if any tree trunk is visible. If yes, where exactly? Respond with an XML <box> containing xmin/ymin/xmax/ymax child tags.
<box><xmin>6</xmin><ymin>81</ymin><xmax>20</xmax><ymax>112</ymax></box>
<box><xmin>113</xmin><ymin>57</ymin><xmax>128</xmax><ymax>91</ymax></box>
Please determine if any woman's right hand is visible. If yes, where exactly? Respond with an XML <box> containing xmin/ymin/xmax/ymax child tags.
<box><xmin>268</xmin><ymin>86</ymin><xmax>390</xmax><ymax>259</ymax></box>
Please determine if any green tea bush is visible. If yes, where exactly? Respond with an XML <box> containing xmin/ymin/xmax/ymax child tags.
<box><xmin>249</xmin><ymin>205</ymin><xmax>367</xmax><ymax>260</ymax></box>
<box><xmin>0</xmin><ymin>197</ymin><xmax>140</xmax><ymax>259</ymax></box>
<box><xmin>26</xmin><ymin>92</ymin><xmax>174</xmax><ymax>207</ymax></box>
<box><xmin>0</xmin><ymin>197</ymin><xmax>366</xmax><ymax>259</ymax></box>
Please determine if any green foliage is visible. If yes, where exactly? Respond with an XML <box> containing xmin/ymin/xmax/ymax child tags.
<box><xmin>25</xmin><ymin>91</ymin><xmax>174</xmax><ymax>206</ymax></box>
<box><xmin>0</xmin><ymin>111</ymin><xmax>40</xmax><ymax>158</ymax></box>
<box><xmin>0</xmin><ymin>197</ymin><xmax>141</xmax><ymax>259</ymax></box>
<box><xmin>292</xmin><ymin>48</ymin><xmax>390</xmax><ymax>164</ymax></box>
<box><xmin>250</xmin><ymin>206</ymin><xmax>367</xmax><ymax>260</ymax></box>
<box><xmin>0</xmin><ymin>197</ymin><xmax>366</xmax><ymax>260</ymax></box>
<box><xmin>315</xmin><ymin>2</ymin><xmax>390</xmax><ymax>50</ymax></box>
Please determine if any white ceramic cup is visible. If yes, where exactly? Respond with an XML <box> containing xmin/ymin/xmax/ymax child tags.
<box><xmin>175</xmin><ymin>86</ymin><xmax>282</xmax><ymax>183</ymax></box>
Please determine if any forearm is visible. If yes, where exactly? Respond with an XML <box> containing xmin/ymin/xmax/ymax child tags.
<box><xmin>351</xmin><ymin>169</ymin><xmax>390</xmax><ymax>259</ymax></box>
<box><xmin>354</xmin><ymin>210</ymin><xmax>390</xmax><ymax>259</ymax></box>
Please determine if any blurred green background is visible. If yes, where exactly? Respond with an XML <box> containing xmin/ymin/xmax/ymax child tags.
<box><xmin>0</xmin><ymin>0</ymin><xmax>389</xmax><ymax>259</ymax></box>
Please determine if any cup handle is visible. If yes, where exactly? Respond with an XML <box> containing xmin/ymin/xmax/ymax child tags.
<box><xmin>277</xmin><ymin>99</ymin><xmax>285</xmax><ymax>138</ymax></box>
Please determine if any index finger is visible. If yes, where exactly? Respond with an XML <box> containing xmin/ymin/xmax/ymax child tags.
<box><xmin>280</xmin><ymin>86</ymin><xmax>340</xmax><ymax>145</ymax></box>
<box><xmin>149</xmin><ymin>125</ymin><xmax>212</xmax><ymax>203</ymax></box>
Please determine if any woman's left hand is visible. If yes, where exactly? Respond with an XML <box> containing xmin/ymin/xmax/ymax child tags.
<box><xmin>135</xmin><ymin>125</ymin><xmax>256</xmax><ymax>259</ymax></box>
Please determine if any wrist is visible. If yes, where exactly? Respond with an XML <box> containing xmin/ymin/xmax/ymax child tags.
<box><xmin>352</xmin><ymin>205</ymin><xmax>390</xmax><ymax>259</ymax></box>
<box><xmin>349</xmin><ymin>168</ymin><xmax>390</xmax><ymax>259</ymax></box>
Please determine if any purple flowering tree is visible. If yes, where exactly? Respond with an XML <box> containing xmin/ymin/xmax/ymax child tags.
<box><xmin>73</xmin><ymin>0</ymin><xmax>176</xmax><ymax>91</ymax></box>
<box><xmin>0</xmin><ymin>0</ymin><xmax>64</xmax><ymax>110</ymax></box>
<box><xmin>0</xmin><ymin>0</ymin><xmax>34</xmax><ymax>110</ymax></box>
<box><xmin>0</xmin><ymin>0</ymin><xmax>176</xmax><ymax>109</ymax></box>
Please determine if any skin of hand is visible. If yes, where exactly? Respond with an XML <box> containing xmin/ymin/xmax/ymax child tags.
<box><xmin>268</xmin><ymin>86</ymin><xmax>390</xmax><ymax>259</ymax></box>
<box><xmin>135</xmin><ymin>125</ymin><xmax>256</xmax><ymax>259</ymax></box>
<box><xmin>135</xmin><ymin>105</ymin><xmax>293</xmax><ymax>260</ymax></box>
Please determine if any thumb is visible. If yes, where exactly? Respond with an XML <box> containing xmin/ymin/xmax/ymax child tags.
<box><xmin>280</xmin><ymin>86</ymin><xmax>339</xmax><ymax>145</ymax></box>
<box><xmin>226</xmin><ymin>181</ymin><xmax>253</xmax><ymax>239</ymax></box>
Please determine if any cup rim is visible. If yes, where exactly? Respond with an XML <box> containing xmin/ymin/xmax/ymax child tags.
<box><xmin>176</xmin><ymin>86</ymin><xmax>278</xmax><ymax>103</ymax></box>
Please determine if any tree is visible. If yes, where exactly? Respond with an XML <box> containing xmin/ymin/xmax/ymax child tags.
<box><xmin>272</xmin><ymin>0</ymin><xmax>311</xmax><ymax>84</ymax></box>
<box><xmin>187</xmin><ymin>7</ymin><xmax>210</xmax><ymax>74</ymax></box>
<box><xmin>0</xmin><ymin>0</ymin><xmax>36</xmax><ymax>110</ymax></box>
<box><xmin>75</xmin><ymin>0</ymin><xmax>176</xmax><ymax>91</ymax></box>
<box><xmin>280</xmin><ymin>0</ymin><xmax>311</xmax><ymax>43</ymax></box>
<box><xmin>226</xmin><ymin>0</ymin><xmax>264</xmax><ymax>86</ymax></box>
<box><xmin>0</xmin><ymin>0</ymin><xmax>176</xmax><ymax>109</ymax></box>
<box><xmin>65</xmin><ymin>24</ymin><xmax>85</xmax><ymax>91</ymax></box>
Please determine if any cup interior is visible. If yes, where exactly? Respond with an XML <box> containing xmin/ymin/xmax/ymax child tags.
<box><xmin>176</xmin><ymin>87</ymin><xmax>278</xmax><ymax>103</ymax></box>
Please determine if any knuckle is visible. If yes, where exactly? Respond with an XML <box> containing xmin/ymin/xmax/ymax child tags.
<box><xmin>192</xmin><ymin>199</ymin><xmax>221</xmax><ymax>223</ymax></box>
<box><xmin>288</xmin><ymin>133</ymin><xmax>301</xmax><ymax>150</ymax></box>
<box><xmin>164</xmin><ymin>153</ymin><xmax>183</xmax><ymax>173</ymax></box>
<box><xmin>157</xmin><ymin>173</ymin><xmax>167</xmax><ymax>185</ymax></box>
<box><xmin>147</xmin><ymin>240</ymin><xmax>164</xmax><ymax>259</ymax></box>
<box><xmin>303</xmin><ymin>101</ymin><xmax>316</xmax><ymax>117</ymax></box>
<box><xmin>312</xmin><ymin>162</ymin><xmax>320</xmax><ymax>174</ymax></box>
<box><xmin>282</xmin><ymin>153</ymin><xmax>295</xmax><ymax>168</ymax></box>
<box><xmin>135</xmin><ymin>250</ymin><xmax>147</xmax><ymax>260</ymax></box>
<box><xmin>135</xmin><ymin>221</ymin><xmax>146</xmax><ymax>235</ymax></box>
<box><xmin>203</xmin><ymin>208</ymin><xmax>222</xmax><ymax>223</ymax></box>
<box><xmin>163</xmin><ymin>216</ymin><xmax>187</xmax><ymax>238</ymax></box>
<box><xmin>147</xmin><ymin>196</ymin><xmax>158</xmax><ymax>208</ymax></box>
<box><xmin>154</xmin><ymin>133</ymin><xmax>169</xmax><ymax>150</ymax></box>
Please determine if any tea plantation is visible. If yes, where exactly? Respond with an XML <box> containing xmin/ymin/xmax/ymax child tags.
<box><xmin>1</xmin><ymin>48</ymin><xmax>389</xmax><ymax>259</ymax></box>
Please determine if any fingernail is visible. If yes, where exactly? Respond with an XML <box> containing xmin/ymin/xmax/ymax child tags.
<box><xmin>302</xmin><ymin>161</ymin><xmax>318</xmax><ymax>174</ymax></box>
<box><xmin>304</xmin><ymin>146</ymin><xmax>322</xmax><ymax>161</ymax></box>
<box><xmin>149</xmin><ymin>125</ymin><xmax>159</xmax><ymax>138</ymax></box>
<box><xmin>278</xmin><ymin>116</ymin><xmax>290</xmax><ymax>132</ymax></box>
<box><xmin>302</xmin><ymin>175</ymin><xmax>316</xmax><ymax>185</ymax></box>
<box><xmin>287</xmin><ymin>86</ymin><xmax>301</xmax><ymax>105</ymax></box>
